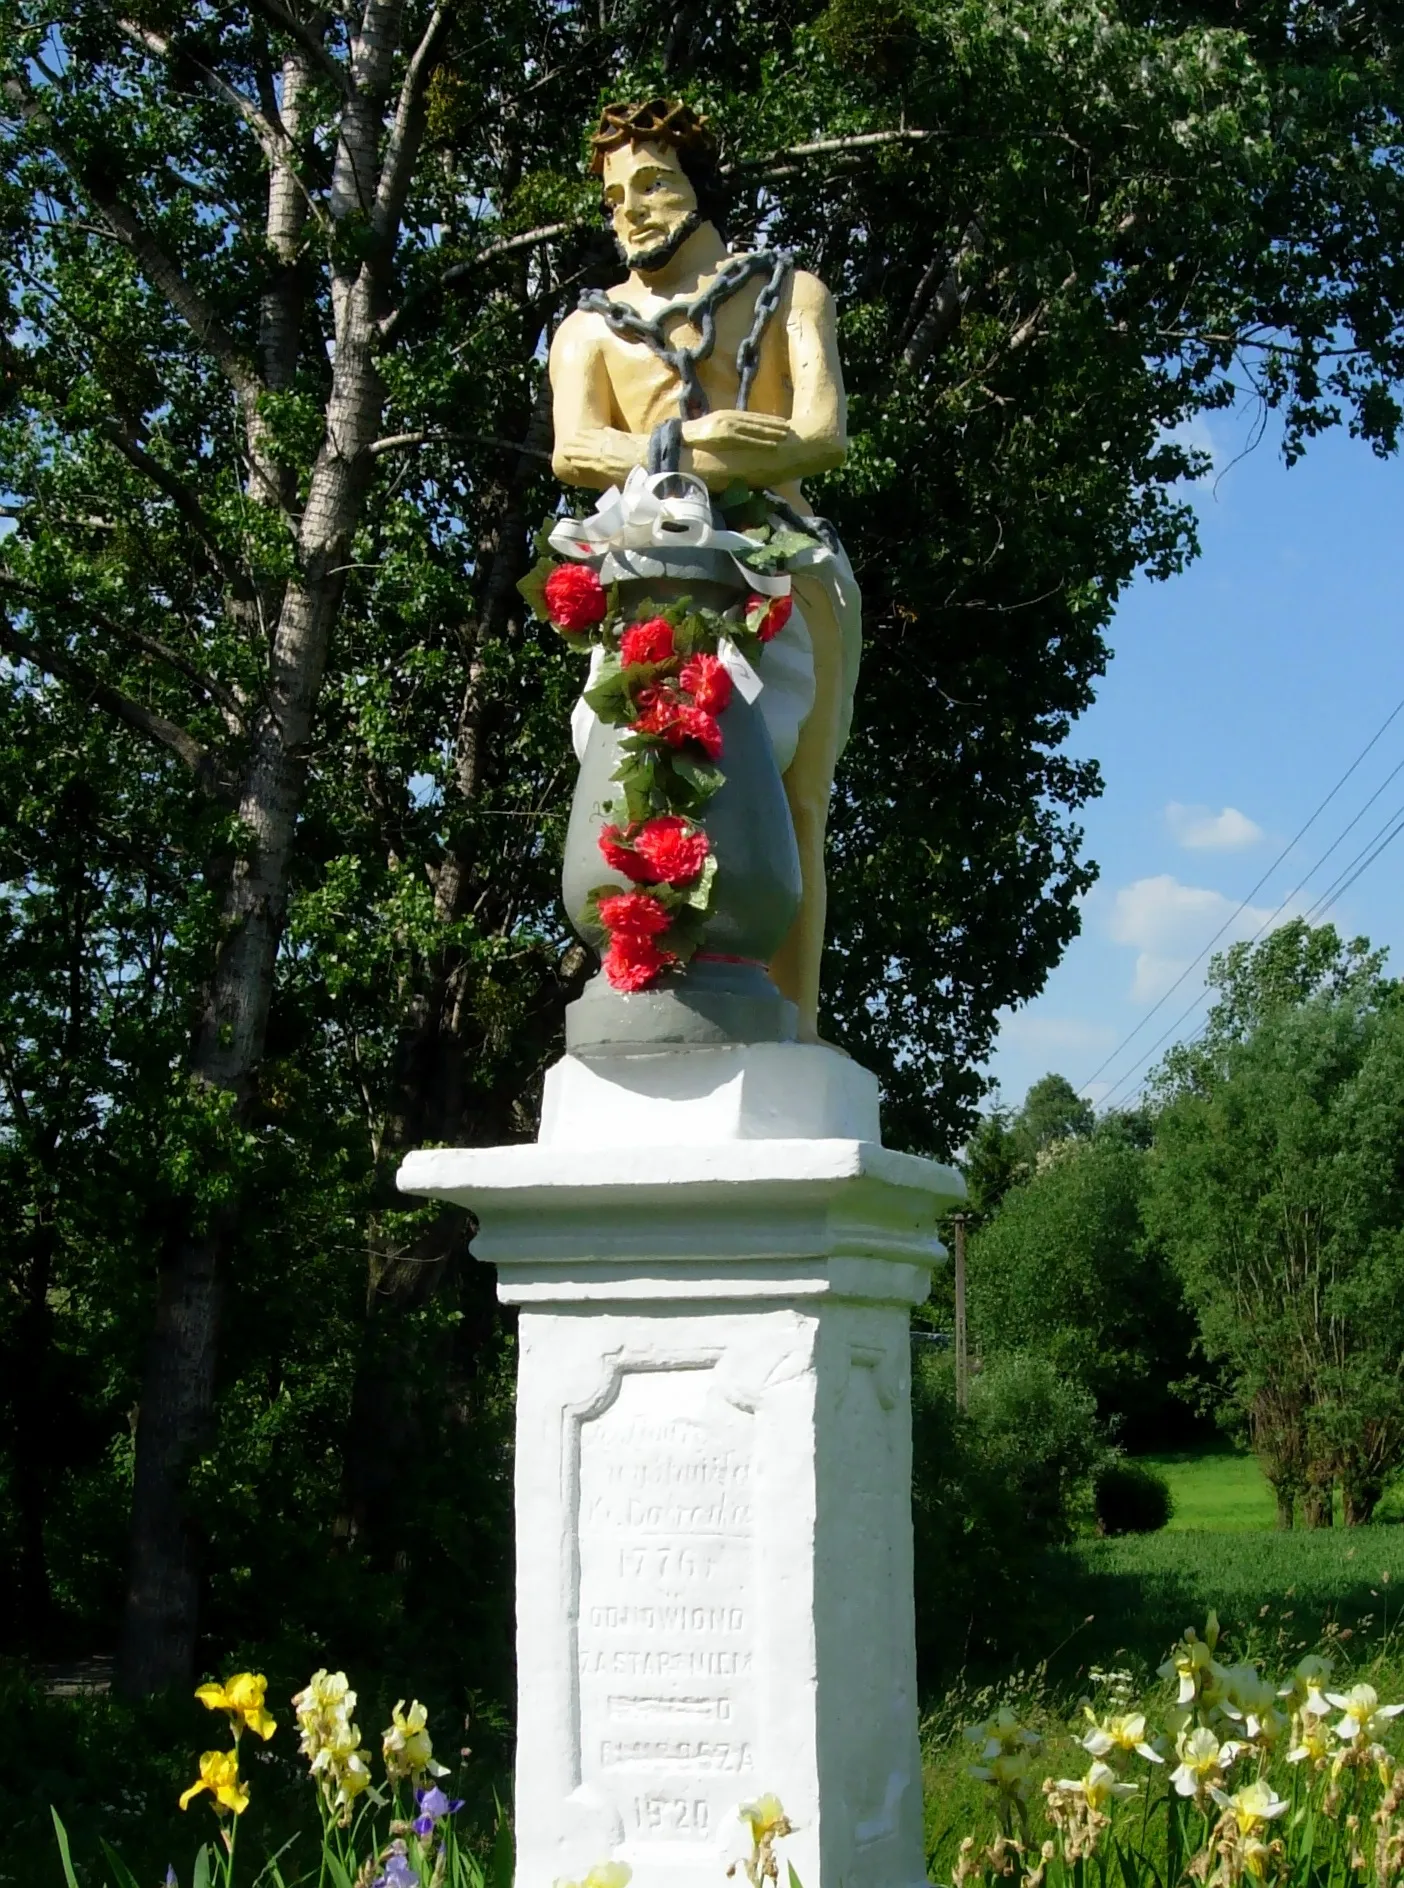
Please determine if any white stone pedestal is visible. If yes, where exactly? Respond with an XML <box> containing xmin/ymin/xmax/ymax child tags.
<box><xmin>398</xmin><ymin>1047</ymin><xmax>963</xmax><ymax>1888</ymax></box>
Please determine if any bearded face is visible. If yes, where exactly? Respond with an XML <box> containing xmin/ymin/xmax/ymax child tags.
<box><xmin>601</xmin><ymin>140</ymin><xmax>705</xmax><ymax>274</ymax></box>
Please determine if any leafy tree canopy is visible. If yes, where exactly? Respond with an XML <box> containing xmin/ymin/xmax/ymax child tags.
<box><xmin>4</xmin><ymin>0</ymin><xmax>1404</xmax><ymax>1687</ymax></box>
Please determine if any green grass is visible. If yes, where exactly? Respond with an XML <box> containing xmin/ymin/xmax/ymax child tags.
<box><xmin>920</xmin><ymin>1522</ymin><xmax>1404</xmax><ymax>1883</ymax></box>
<box><xmin>1139</xmin><ymin>1446</ymin><xmax>1278</xmax><ymax>1530</ymax></box>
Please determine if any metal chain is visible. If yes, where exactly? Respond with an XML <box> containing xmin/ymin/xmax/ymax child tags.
<box><xmin>578</xmin><ymin>248</ymin><xmax>794</xmax><ymax>422</ymax></box>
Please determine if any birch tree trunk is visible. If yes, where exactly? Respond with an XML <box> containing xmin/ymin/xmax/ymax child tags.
<box><xmin>117</xmin><ymin>0</ymin><xmax>442</xmax><ymax>1695</ymax></box>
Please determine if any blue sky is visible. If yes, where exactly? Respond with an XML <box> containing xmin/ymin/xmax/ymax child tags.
<box><xmin>983</xmin><ymin>411</ymin><xmax>1404</xmax><ymax>1114</ymax></box>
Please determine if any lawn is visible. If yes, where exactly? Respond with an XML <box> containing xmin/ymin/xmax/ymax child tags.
<box><xmin>921</xmin><ymin>1516</ymin><xmax>1404</xmax><ymax>1884</ymax></box>
<box><xmin>1139</xmin><ymin>1445</ymin><xmax>1278</xmax><ymax>1530</ymax></box>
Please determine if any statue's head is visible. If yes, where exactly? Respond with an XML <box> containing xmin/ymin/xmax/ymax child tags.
<box><xmin>589</xmin><ymin>98</ymin><xmax>724</xmax><ymax>273</ymax></box>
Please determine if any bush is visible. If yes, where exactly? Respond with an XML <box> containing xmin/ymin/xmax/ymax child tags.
<box><xmin>1094</xmin><ymin>1457</ymin><xmax>1173</xmax><ymax>1535</ymax></box>
<box><xmin>912</xmin><ymin>1349</ymin><xmax>1109</xmax><ymax>1682</ymax></box>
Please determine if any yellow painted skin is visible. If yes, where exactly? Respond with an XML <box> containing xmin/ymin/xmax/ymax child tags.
<box><xmin>549</xmin><ymin>138</ymin><xmax>853</xmax><ymax>1040</ymax></box>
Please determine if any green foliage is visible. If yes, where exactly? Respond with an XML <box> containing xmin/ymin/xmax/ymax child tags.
<box><xmin>4</xmin><ymin>0</ymin><xmax>1404</xmax><ymax>1701</ymax></box>
<box><xmin>1093</xmin><ymin>1459</ymin><xmax>1173</xmax><ymax>1536</ymax></box>
<box><xmin>913</xmin><ymin>1350</ymin><xmax>1108</xmax><ymax>1681</ymax></box>
<box><xmin>1148</xmin><ymin>930</ymin><xmax>1404</xmax><ymax>1525</ymax></box>
<box><xmin>966</xmin><ymin>1128</ymin><xmax>1196</xmax><ymax>1448</ymax></box>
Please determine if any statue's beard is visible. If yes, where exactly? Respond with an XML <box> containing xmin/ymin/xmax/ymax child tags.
<box><xmin>617</xmin><ymin>208</ymin><xmax>704</xmax><ymax>275</ymax></box>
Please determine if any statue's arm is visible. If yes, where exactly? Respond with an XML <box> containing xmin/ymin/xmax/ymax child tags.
<box><xmin>549</xmin><ymin>310</ymin><xmax>645</xmax><ymax>490</ymax></box>
<box><xmin>679</xmin><ymin>269</ymin><xmax>846</xmax><ymax>490</ymax></box>
<box><xmin>781</xmin><ymin>270</ymin><xmax>847</xmax><ymax>480</ymax></box>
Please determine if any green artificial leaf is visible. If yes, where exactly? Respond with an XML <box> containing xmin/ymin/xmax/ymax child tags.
<box><xmin>50</xmin><ymin>1809</ymin><xmax>80</xmax><ymax>1888</ymax></box>
<box><xmin>681</xmin><ymin>850</ymin><xmax>719</xmax><ymax>913</ymax></box>
<box><xmin>670</xmin><ymin>754</ymin><xmax>726</xmax><ymax>811</ymax></box>
<box><xmin>738</xmin><ymin>526</ymin><xmax>819</xmax><ymax>574</ymax></box>
<box><xmin>516</xmin><ymin>552</ymin><xmax>556</xmax><ymax>623</ymax></box>
<box><xmin>583</xmin><ymin>660</ymin><xmax>634</xmax><ymax>722</ymax></box>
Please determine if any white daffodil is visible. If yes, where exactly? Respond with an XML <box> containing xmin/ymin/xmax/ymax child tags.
<box><xmin>1055</xmin><ymin>1761</ymin><xmax>1138</xmax><ymax>1811</ymax></box>
<box><xmin>1169</xmin><ymin>1725</ymin><xmax>1244</xmax><ymax>1798</ymax></box>
<box><xmin>1080</xmin><ymin>1710</ymin><xmax>1163</xmax><ymax>1763</ymax></box>
<box><xmin>1209</xmin><ymin>1777</ymin><xmax>1290</xmax><ymax>1836</ymax></box>
<box><xmin>1326</xmin><ymin>1683</ymin><xmax>1404</xmax><ymax>1744</ymax></box>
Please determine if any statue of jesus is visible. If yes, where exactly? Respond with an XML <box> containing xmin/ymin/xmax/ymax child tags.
<box><xmin>549</xmin><ymin>98</ymin><xmax>861</xmax><ymax>1045</ymax></box>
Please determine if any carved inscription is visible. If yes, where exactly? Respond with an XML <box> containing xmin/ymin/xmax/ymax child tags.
<box><xmin>577</xmin><ymin>1366</ymin><xmax>755</xmax><ymax>1844</ymax></box>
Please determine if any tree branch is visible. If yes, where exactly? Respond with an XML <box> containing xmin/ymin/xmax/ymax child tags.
<box><xmin>1</xmin><ymin>75</ymin><xmax>265</xmax><ymax>407</ymax></box>
<box><xmin>243</xmin><ymin>0</ymin><xmax>352</xmax><ymax>96</ymax></box>
<box><xmin>377</xmin><ymin>221</ymin><xmax>580</xmax><ymax>342</ymax></box>
<box><xmin>0</xmin><ymin>574</ymin><xmax>246</xmax><ymax>728</ymax></box>
<box><xmin>733</xmin><ymin>128</ymin><xmax>943</xmax><ymax>171</ymax></box>
<box><xmin>0</xmin><ymin>612</ymin><xmax>234</xmax><ymax>798</ymax></box>
<box><xmin>99</xmin><ymin>420</ymin><xmax>254</xmax><ymax>581</ymax></box>
<box><xmin>366</xmin><ymin>428</ymin><xmax>551</xmax><ymax>462</ymax></box>
<box><xmin>117</xmin><ymin>18</ymin><xmax>330</xmax><ymax>231</ymax></box>
<box><xmin>374</xmin><ymin>2</ymin><xmax>451</xmax><ymax>239</ymax></box>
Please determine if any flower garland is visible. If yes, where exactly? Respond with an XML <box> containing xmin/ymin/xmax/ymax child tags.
<box><xmin>536</xmin><ymin>561</ymin><xmax>792</xmax><ymax>990</ymax></box>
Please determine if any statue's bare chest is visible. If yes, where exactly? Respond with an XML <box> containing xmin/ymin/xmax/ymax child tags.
<box><xmin>587</xmin><ymin>256</ymin><xmax>794</xmax><ymax>427</ymax></box>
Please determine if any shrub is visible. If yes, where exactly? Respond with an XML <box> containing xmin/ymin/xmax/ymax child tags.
<box><xmin>912</xmin><ymin>1349</ymin><xmax>1109</xmax><ymax>1680</ymax></box>
<box><xmin>1094</xmin><ymin>1458</ymin><xmax>1173</xmax><ymax>1535</ymax></box>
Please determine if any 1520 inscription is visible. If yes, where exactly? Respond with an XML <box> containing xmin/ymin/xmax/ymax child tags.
<box><xmin>576</xmin><ymin>1365</ymin><xmax>756</xmax><ymax>1844</ymax></box>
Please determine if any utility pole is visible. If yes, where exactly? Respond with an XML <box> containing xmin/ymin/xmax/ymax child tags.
<box><xmin>952</xmin><ymin>1212</ymin><xmax>968</xmax><ymax>1411</ymax></box>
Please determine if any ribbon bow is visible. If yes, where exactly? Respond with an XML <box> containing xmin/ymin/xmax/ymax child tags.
<box><xmin>547</xmin><ymin>466</ymin><xmax>791</xmax><ymax>596</ymax></box>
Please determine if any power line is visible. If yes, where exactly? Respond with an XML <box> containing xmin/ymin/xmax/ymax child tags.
<box><xmin>1101</xmin><ymin>794</ymin><xmax>1404</xmax><ymax>1110</ymax></box>
<box><xmin>1300</xmin><ymin>795</ymin><xmax>1404</xmax><ymax>925</ymax></box>
<box><xmin>1077</xmin><ymin>688</ymin><xmax>1404</xmax><ymax>1099</ymax></box>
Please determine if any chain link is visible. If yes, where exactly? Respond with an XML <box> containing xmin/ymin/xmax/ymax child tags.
<box><xmin>577</xmin><ymin>248</ymin><xmax>795</xmax><ymax>424</ymax></box>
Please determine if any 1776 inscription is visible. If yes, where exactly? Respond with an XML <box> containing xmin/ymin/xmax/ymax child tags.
<box><xmin>576</xmin><ymin>1366</ymin><xmax>756</xmax><ymax>1844</ymax></box>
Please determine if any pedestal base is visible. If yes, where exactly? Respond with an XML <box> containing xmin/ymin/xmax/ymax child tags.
<box><xmin>399</xmin><ymin>1111</ymin><xmax>964</xmax><ymax>1888</ymax></box>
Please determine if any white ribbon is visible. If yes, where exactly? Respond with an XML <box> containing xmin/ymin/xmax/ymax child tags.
<box><xmin>547</xmin><ymin>466</ymin><xmax>792</xmax><ymax>597</ymax></box>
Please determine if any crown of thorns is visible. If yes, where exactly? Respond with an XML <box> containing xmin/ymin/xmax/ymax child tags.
<box><xmin>588</xmin><ymin>98</ymin><xmax>718</xmax><ymax>176</ymax></box>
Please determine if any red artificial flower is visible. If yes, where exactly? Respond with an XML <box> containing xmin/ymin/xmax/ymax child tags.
<box><xmin>620</xmin><ymin>617</ymin><xmax>676</xmax><ymax>667</ymax></box>
<box><xmin>597</xmin><ymin>823</ymin><xmax>651</xmax><ymax>882</ymax></box>
<box><xmin>597</xmin><ymin>890</ymin><xmax>671</xmax><ymax>938</ymax></box>
<box><xmin>679</xmin><ymin>652</ymin><xmax>733</xmax><ymax>715</ymax></box>
<box><xmin>632</xmin><ymin>814</ymin><xmax>710</xmax><ymax>885</ymax></box>
<box><xmin>746</xmin><ymin>591</ymin><xmax>793</xmax><ymax>643</ymax></box>
<box><xmin>631</xmin><ymin>687</ymin><xmax>685</xmax><ymax>740</ymax></box>
<box><xmin>670</xmin><ymin>702</ymin><xmax>724</xmax><ymax>759</ymax></box>
<box><xmin>603</xmin><ymin>931</ymin><xmax>676</xmax><ymax>992</ymax></box>
<box><xmin>598</xmin><ymin>815</ymin><xmax>709</xmax><ymax>887</ymax></box>
<box><xmin>544</xmin><ymin>562</ymin><xmax>607</xmax><ymax>631</ymax></box>
<box><xmin>629</xmin><ymin>692</ymin><xmax>723</xmax><ymax>760</ymax></box>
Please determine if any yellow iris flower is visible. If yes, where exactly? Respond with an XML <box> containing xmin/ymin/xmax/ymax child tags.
<box><xmin>741</xmin><ymin>1794</ymin><xmax>792</xmax><ymax>1842</ymax></box>
<box><xmin>195</xmin><ymin>1671</ymin><xmax>277</xmax><ymax>1742</ymax></box>
<box><xmin>179</xmin><ymin>1748</ymin><xmax>250</xmax><ymax>1816</ymax></box>
<box><xmin>383</xmin><ymin>1698</ymin><xmax>449</xmax><ymax>1780</ymax></box>
<box><xmin>555</xmin><ymin>1864</ymin><xmax>632</xmax><ymax>1888</ymax></box>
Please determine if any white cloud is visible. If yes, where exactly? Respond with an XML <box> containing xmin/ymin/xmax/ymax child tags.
<box><xmin>1108</xmin><ymin>874</ymin><xmax>1281</xmax><ymax>1001</ymax></box>
<box><xmin>997</xmin><ymin>1012</ymin><xmax>1118</xmax><ymax>1056</ymax></box>
<box><xmin>1165</xmin><ymin>801</ymin><xmax>1265</xmax><ymax>851</ymax></box>
<box><xmin>1164</xmin><ymin>414</ymin><xmax>1222</xmax><ymax>485</ymax></box>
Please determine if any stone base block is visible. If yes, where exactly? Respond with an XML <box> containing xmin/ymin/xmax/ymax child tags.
<box><xmin>398</xmin><ymin>1138</ymin><xmax>965</xmax><ymax>1888</ymax></box>
<box><xmin>538</xmin><ymin>1044</ymin><xmax>881</xmax><ymax>1150</ymax></box>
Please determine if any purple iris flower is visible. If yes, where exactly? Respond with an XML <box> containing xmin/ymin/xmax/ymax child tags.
<box><xmin>412</xmin><ymin>1783</ymin><xmax>465</xmax><ymax>1836</ymax></box>
<box><xmin>373</xmin><ymin>1843</ymin><xmax>420</xmax><ymax>1888</ymax></box>
<box><xmin>166</xmin><ymin>1871</ymin><xmax>178</xmax><ymax>1888</ymax></box>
